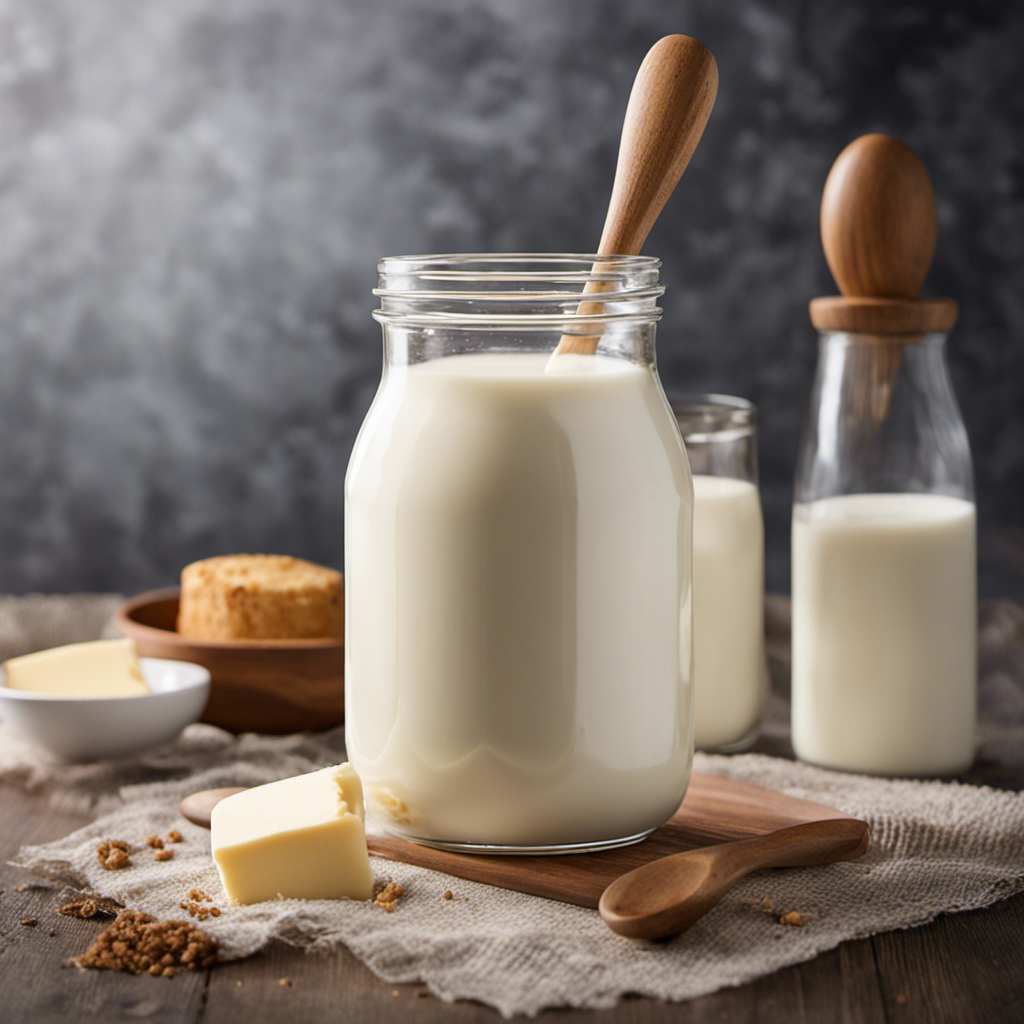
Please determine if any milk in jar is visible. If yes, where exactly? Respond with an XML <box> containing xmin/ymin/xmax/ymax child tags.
<box><xmin>792</xmin><ymin>494</ymin><xmax>976</xmax><ymax>774</ymax></box>
<box><xmin>674</xmin><ymin>396</ymin><xmax>764</xmax><ymax>751</ymax></box>
<box><xmin>346</xmin><ymin>256</ymin><xmax>693</xmax><ymax>852</ymax></box>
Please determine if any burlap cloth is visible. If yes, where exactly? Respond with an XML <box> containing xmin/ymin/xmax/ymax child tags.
<box><xmin>3</xmin><ymin>594</ymin><xmax>1024</xmax><ymax>1017</ymax></box>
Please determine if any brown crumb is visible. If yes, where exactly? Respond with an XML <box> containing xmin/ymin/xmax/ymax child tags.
<box><xmin>188</xmin><ymin>889</ymin><xmax>210</xmax><ymax>902</ymax></box>
<box><xmin>59</xmin><ymin>899</ymin><xmax>100</xmax><ymax>920</ymax></box>
<box><xmin>443</xmin><ymin>890</ymin><xmax>453</xmax><ymax>900</ymax></box>
<box><xmin>167</xmin><ymin>830</ymin><xmax>184</xmax><ymax>843</ymax></box>
<box><xmin>779</xmin><ymin>911</ymin><xmax>805</xmax><ymax>927</ymax></box>
<box><xmin>20</xmin><ymin>918</ymin><xmax>38</xmax><ymax>927</ymax></box>
<box><xmin>69</xmin><ymin>909</ymin><xmax>217</xmax><ymax>977</ymax></box>
<box><xmin>373</xmin><ymin>881</ymin><xmax>404</xmax><ymax>913</ymax></box>
<box><xmin>146</xmin><ymin>835</ymin><xmax>165</xmax><ymax>850</ymax></box>
<box><xmin>896</xmin><ymin>993</ymin><xmax>908</xmax><ymax>1006</ymax></box>
<box><xmin>154</xmin><ymin>850</ymin><xmax>174</xmax><ymax>862</ymax></box>
<box><xmin>96</xmin><ymin>840</ymin><xmax>132</xmax><ymax>871</ymax></box>
<box><xmin>210</xmin><ymin>907</ymin><xmax>220</xmax><ymax>917</ymax></box>
<box><xmin>762</xmin><ymin>896</ymin><xmax>774</xmax><ymax>909</ymax></box>
<box><xmin>391</xmin><ymin>989</ymin><xmax>400</xmax><ymax>997</ymax></box>
<box><xmin>279</xmin><ymin>978</ymin><xmax>292</xmax><ymax>987</ymax></box>
<box><xmin>16</xmin><ymin>884</ymin><xmax>28</xmax><ymax>891</ymax></box>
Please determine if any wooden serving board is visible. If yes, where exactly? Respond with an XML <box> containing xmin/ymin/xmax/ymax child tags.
<box><xmin>366</xmin><ymin>773</ymin><xmax>869</xmax><ymax>909</ymax></box>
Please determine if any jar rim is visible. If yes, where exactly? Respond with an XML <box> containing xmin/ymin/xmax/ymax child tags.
<box><xmin>377</xmin><ymin>253</ymin><xmax>661</xmax><ymax>278</ymax></box>
<box><xmin>374</xmin><ymin>253</ymin><xmax>663</xmax><ymax>329</ymax></box>
<box><xmin>670</xmin><ymin>394</ymin><xmax>756</xmax><ymax>440</ymax></box>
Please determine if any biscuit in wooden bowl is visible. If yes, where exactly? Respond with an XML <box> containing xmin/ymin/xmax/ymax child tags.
<box><xmin>178</xmin><ymin>555</ymin><xmax>344</xmax><ymax>642</ymax></box>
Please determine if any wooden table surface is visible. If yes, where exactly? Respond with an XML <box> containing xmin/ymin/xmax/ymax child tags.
<box><xmin>2</xmin><ymin>781</ymin><xmax>1021</xmax><ymax>1022</ymax></box>
<box><xmin>2</xmin><ymin>586</ymin><xmax>1023</xmax><ymax>1021</ymax></box>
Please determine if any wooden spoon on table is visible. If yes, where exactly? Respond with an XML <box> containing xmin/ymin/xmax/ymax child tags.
<box><xmin>599</xmin><ymin>817</ymin><xmax>868</xmax><ymax>940</ymax></box>
<box><xmin>553</xmin><ymin>34</ymin><xmax>718</xmax><ymax>358</ymax></box>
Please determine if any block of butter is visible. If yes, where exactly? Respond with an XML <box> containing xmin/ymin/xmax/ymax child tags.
<box><xmin>211</xmin><ymin>763</ymin><xmax>375</xmax><ymax>904</ymax></box>
<box><xmin>2</xmin><ymin>638</ymin><xmax>150</xmax><ymax>698</ymax></box>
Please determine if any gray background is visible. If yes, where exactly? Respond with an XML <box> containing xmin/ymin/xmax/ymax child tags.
<box><xmin>1</xmin><ymin>0</ymin><xmax>1021</xmax><ymax>597</ymax></box>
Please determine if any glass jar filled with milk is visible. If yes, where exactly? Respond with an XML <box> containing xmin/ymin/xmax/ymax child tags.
<box><xmin>673</xmin><ymin>396</ymin><xmax>765</xmax><ymax>751</ymax></box>
<box><xmin>346</xmin><ymin>255</ymin><xmax>693</xmax><ymax>852</ymax></box>
<box><xmin>794</xmin><ymin>133</ymin><xmax>977</xmax><ymax>777</ymax></box>
<box><xmin>792</xmin><ymin>331</ymin><xmax>976</xmax><ymax>775</ymax></box>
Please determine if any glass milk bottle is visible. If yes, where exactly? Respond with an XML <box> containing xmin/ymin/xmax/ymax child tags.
<box><xmin>346</xmin><ymin>255</ymin><xmax>693</xmax><ymax>852</ymax></box>
<box><xmin>793</xmin><ymin>135</ymin><xmax>977</xmax><ymax>776</ymax></box>
<box><xmin>673</xmin><ymin>396</ymin><xmax>764</xmax><ymax>751</ymax></box>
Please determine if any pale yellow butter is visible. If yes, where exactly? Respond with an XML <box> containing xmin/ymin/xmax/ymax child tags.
<box><xmin>2</xmin><ymin>638</ymin><xmax>150</xmax><ymax>698</ymax></box>
<box><xmin>211</xmin><ymin>763</ymin><xmax>375</xmax><ymax>905</ymax></box>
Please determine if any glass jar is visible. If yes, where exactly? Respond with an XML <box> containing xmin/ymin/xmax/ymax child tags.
<box><xmin>792</xmin><ymin>331</ymin><xmax>976</xmax><ymax>775</ymax></box>
<box><xmin>672</xmin><ymin>396</ymin><xmax>764</xmax><ymax>752</ymax></box>
<box><xmin>345</xmin><ymin>255</ymin><xmax>693</xmax><ymax>852</ymax></box>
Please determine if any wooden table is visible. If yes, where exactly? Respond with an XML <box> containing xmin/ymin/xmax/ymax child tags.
<box><xmin>2</xmin><ymin>781</ymin><xmax>1022</xmax><ymax>1022</ymax></box>
<box><xmin>2</xmin><ymin>587</ymin><xmax>1023</xmax><ymax>1021</ymax></box>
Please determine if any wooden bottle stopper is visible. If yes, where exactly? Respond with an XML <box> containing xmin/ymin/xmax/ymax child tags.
<box><xmin>809</xmin><ymin>133</ymin><xmax>957</xmax><ymax>336</ymax></box>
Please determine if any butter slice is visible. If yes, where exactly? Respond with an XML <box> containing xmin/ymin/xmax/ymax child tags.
<box><xmin>211</xmin><ymin>763</ymin><xmax>375</xmax><ymax>905</ymax></box>
<box><xmin>3</xmin><ymin>638</ymin><xmax>150</xmax><ymax>698</ymax></box>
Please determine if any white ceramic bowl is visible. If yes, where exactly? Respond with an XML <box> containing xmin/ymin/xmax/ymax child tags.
<box><xmin>0</xmin><ymin>657</ymin><xmax>211</xmax><ymax>761</ymax></box>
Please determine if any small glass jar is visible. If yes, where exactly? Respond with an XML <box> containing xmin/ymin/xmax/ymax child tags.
<box><xmin>792</xmin><ymin>331</ymin><xmax>976</xmax><ymax>775</ymax></box>
<box><xmin>672</xmin><ymin>396</ymin><xmax>765</xmax><ymax>751</ymax></box>
<box><xmin>345</xmin><ymin>255</ymin><xmax>693</xmax><ymax>852</ymax></box>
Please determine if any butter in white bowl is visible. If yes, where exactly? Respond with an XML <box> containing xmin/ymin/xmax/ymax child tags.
<box><xmin>0</xmin><ymin>640</ymin><xmax>209</xmax><ymax>761</ymax></box>
<box><xmin>211</xmin><ymin>763</ymin><xmax>374</xmax><ymax>904</ymax></box>
<box><xmin>4</xmin><ymin>638</ymin><xmax>150</xmax><ymax>697</ymax></box>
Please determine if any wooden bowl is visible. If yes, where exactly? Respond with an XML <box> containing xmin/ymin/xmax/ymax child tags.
<box><xmin>113</xmin><ymin>588</ymin><xmax>344</xmax><ymax>735</ymax></box>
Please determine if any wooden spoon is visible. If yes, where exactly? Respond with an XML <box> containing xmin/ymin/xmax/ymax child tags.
<box><xmin>599</xmin><ymin>817</ymin><xmax>868</xmax><ymax>940</ymax></box>
<box><xmin>553</xmin><ymin>34</ymin><xmax>718</xmax><ymax>357</ymax></box>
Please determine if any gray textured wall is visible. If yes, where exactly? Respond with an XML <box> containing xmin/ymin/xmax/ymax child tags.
<box><xmin>1</xmin><ymin>0</ymin><xmax>1022</xmax><ymax>597</ymax></box>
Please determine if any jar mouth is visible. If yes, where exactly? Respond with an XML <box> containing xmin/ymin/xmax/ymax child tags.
<box><xmin>671</xmin><ymin>394</ymin><xmax>756</xmax><ymax>441</ymax></box>
<box><xmin>374</xmin><ymin>253</ymin><xmax>663</xmax><ymax>329</ymax></box>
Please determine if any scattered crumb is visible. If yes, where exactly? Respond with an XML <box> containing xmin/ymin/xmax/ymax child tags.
<box><xmin>20</xmin><ymin>918</ymin><xmax>38</xmax><ymax>927</ymax></box>
<box><xmin>167</xmin><ymin>830</ymin><xmax>183</xmax><ymax>844</ymax></box>
<box><xmin>279</xmin><ymin>978</ymin><xmax>292</xmax><ymax>988</ymax></box>
<box><xmin>154</xmin><ymin>850</ymin><xmax>174</xmax><ymax>862</ymax></box>
<box><xmin>896</xmin><ymin>993</ymin><xmax>908</xmax><ymax>1006</ymax></box>
<box><xmin>146</xmin><ymin>835</ymin><xmax>165</xmax><ymax>850</ymax></box>
<box><xmin>68</xmin><ymin>909</ymin><xmax>217</xmax><ymax>977</ymax></box>
<box><xmin>58</xmin><ymin>895</ymin><xmax>123</xmax><ymax>919</ymax></box>
<box><xmin>762</xmin><ymin>896</ymin><xmax>774</xmax><ymax>909</ymax></box>
<box><xmin>443</xmin><ymin>890</ymin><xmax>453</xmax><ymax>901</ymax></box>
<box><xmin>779</xmin><ymin>911</ymin><xmax>805</xmax><ymax>927</ymax></box>
<box><xmin>391</xmin><ymin>989</ymin><xmax>400</xmax><ymax>997</ymax></box>
<box><xmin>178</xmin><ymin>892</ymin><xmax>222</xmax><ymax>920</ymax></box>
<box><xmin>59</xmin><ymin>899</ymin><xmax>100</xmax><ymax>919</ymax></box>
<box><xmin>373</xmin><ymin>881</ymin><xmax>404</xmax><ymax>913</ymax></box>
<box><xmin>16</xmin><ymin>884</ymin><xmax>28</xmax><ymax>892</ymax></box>
<box><xmin>96</xmin><ymin>840</ymin><xmax>132</xmax><ymax>871</ymax></box>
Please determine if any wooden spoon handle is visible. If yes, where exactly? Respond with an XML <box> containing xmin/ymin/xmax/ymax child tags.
<box><xmin>599</xmin><ymin>34</ymin><xmax>718</xmax><ymax>256</ymax></box>
<box><xmin>554</xmin><ymin>35</ymin><xmax>717</xmax><ymax>358</ymax></box>
<box><xmin>600</xmin><ymin>819</ymin><xmax>869</xmax><ymax>940</ymax></box>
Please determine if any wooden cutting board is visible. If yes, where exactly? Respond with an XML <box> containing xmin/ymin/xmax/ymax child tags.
<box><xmin>366</xmin><ymin>773</ymin><xmax>869</xmax><ymax>908</ymax></box>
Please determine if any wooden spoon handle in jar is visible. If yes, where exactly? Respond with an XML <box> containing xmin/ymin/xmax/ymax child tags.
<box><xmin>553</xmin><ymin>34</ymin><xmax>718</xmax><ymax>358</ymax></box>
